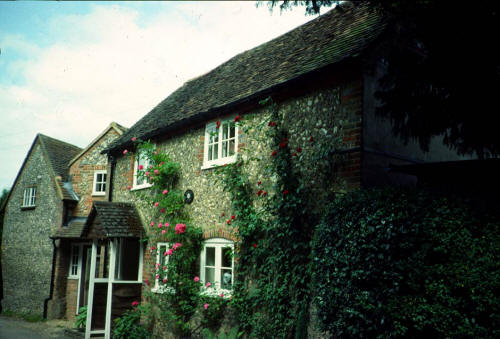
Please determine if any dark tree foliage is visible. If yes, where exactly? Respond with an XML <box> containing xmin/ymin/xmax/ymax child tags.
<box><xmin>268</xmin><ymin>1</ymin><xmax>500</xmax><ymax>158</ymax></box>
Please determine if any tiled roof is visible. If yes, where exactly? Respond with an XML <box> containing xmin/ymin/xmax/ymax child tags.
<box><xmin>107</xmin><ymin>3</ymin><xmax>385</xmax><ymax>153</ymax></box>
<box><xmin>83</xmin><ymin>201</ymin><xmax>143</xmax><ymax>238</ymax></box>
<box><xmin>38</xmin><ymin>134</ymin><xmax>82</xmax><ymax>181</ymax></box>
<box><xmin>51</xmin><ymin>218</ymin><xmax>87</xmax><ymax>239</ymax></box>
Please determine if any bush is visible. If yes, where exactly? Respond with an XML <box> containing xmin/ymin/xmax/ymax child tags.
<box><xmin>312</xmin><ymin>188</ymin><xmax>500</xmax><ymax>338</ymax></box>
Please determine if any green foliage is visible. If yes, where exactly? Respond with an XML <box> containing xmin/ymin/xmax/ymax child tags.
<box><xmin>113</xmin><ymin>306</ymin><xmax>150</xmax><ymax>339</ymax></box>
<box><xmin>202</xmin><ymin>326</ymin><xmax>243</xmax><ymax>339</ymax></box>
<box><xmin>312</xmin><ymin>188</ymin><xmax>500</xmax><ymax>338</ymax></box>
<box><xmin>200</xmin><ymin>295</ymin><xmax>230</xmax><ymax>331</ymax></box>
<box><xmin>0</xmin><ymin>309</ymin><xmax>44</xmax><ymax>322</ymax></box>
<box><xmin>74</xmin><ymin>306</ymin><xmax>87</xmax><ymax>329</ymax></box>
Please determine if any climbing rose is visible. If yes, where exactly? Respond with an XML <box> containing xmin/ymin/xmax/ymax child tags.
<box><xmin>257</xmin><ymin>189</ymin><xmax>263</xmax><ymax>196</ymax></box>
<box><xmin>158</xmin><ymin>222</ymin><xmax>163</xmax><ymax>228</ymax></box>
<box><xmin>283</xmin><ymin>189</ymin><xmax>289</xmax><ymax>196</ymax></box>
<box><xmin>253</xmin><ymin>243</ymin><xmax>257</xmax><ymax>248</ymax></box>
<box><xmin>131</xmin><ymin>300</ymin><xmax>139</xmax><ymax>307</ymax></box>
<box><xmin>309</xmin><ymin>136</ymin><xmax>313</xmax><ymax>142</ymax></box>
<box><xmin>268</xmin><ymin>121</ymin><xmax>276</xmax><ymax>127</ymax></box>
<box><xmin>204</xmin><ymin>303</ymin><xmax>209</xmax><ymax>310</ymax></box>
<box><xmin>165</xmin><ymin>222</ymin><xmax>170</xmax><ymax>228</ymax></box>
<box><xmin>279</xmin><ymin>138</ymin><xmax>288</xmax><ymax>148</ymax></box>
<box><xmin>161</xmin><ymin>230</ymin><xmax>166</xmax><ymax>235</ymax></box>
<box><xmin>175</xmin><ymin>223</ymin><xmax>186</xmax><ymax>234</ymax></box>
<box><xmin>257</xmin><ymin>181</ymin><xmax>261</xmax><ymax>185</ymax></box>
<box><xmin>151</xmin><ymin>246</ymin><xmax>156</xmax><ymax>251</ymax></box>
<box><xmin>297</xmin><ymin>146</ymin><xmax>302</xmax><ymax>153</ymax></box>
<box><xmin>160</xmin><ymin>161</ymin><xmax>165</xmax><ymax>166</ymax></box>
<box><xmin>262</xmin><ymin>191</ymin><xmax>268</xmax><ymax>196</ymax></box>
<box><xmin>145</xmin><ymin>171</ymin><xmax>150</xmax><ymax>176</ymax></box>
<box><xmin>123</xmin><ymin>149</ymin><xmax>128</xmax><ymax>155</ymax></box>
<box><xmin>271</xmin><ymin>150</ymin><xmax>278</xmax><ymax>156</ymax></box>
<box><xmin>160</xmin><ymin>208</ymin><xmax>165</xmax><ymax>213</ymax></box>
<box><xmin>205</xmin><ymin>282</ymin><xmax>211</xmax><ymax>288</ymax></box>
<box><xmin>131</xmin><ymin>137</ymin><xmax>136</xmax><ymax>142</ymax></box>
<box><xmin>163</xmin><ymin>266</ymin><xmax>167</xmax><ymax>271</ymax></box>
<box><xmin>165</xmin><ymin>249</ymin><xmax>173</xmax><ymax>256</ymax></box>
<box><xmin>292</xmin><ymin>152</ymin><xmax>297</xmax><ymax>157</ymax></box>
<box><xmin>154</xmin><ymin>169</ymin><xmax>159</xmax><ymax>175</ymax></box>
<box><xmin>127</xmin><ymin>186</ymin><xmax>131</xmax><ymax>190</ymax></box>
<box><xmin>231</xmin><ymin>215</ymin><xmax>236</xmax><ymax>220</ymax></box>
<box><xmin>145</xmin><ymin>279</ymin><xmax>150</xmax><ymax>286</ymax></box>
<box><xmin>163</xmin><ymin>277</ymin><xmax>167</xmax><ymax>283</ymax></box>
<box><xmin>226</xmin><ymin>219</ymin><xmax>231</xmax><ymax>225</ymax></box>
<box><xmin>221</xmin><ymin>212</ymin><xmax>225</xmax><ymax>217</ymax></box>
<box><xmin>172</xmin><ymin>242</ymin><xmax>182</xmax><ymax>250</ymax></box>
<box><xmin>216</xmin><ymin>120</ymin><xmax>221</xmax><ymax>129</ymax></box>
<box><xmin>155</xmin><ymin>274</ymin><xmax>160</xmax><ymax>279</ymax></box>
<box><xmin>234</xmin><ymin>115</ymin><xmax>242</xmax><ymax>122</ymax></box>
<box><xmin>194</xmin><ymin>276</ymin><xmax>200</xmax><ymax>282</ymax></box>
<box><xmin>220</xmin><ymin>293</ymin><xmax>224</xmax><ymax>298</ymax></box>
<box><xmin>139</xmin><ymin>164</ymin><xmax>144</xmax><ymax>170</ymax></box>
<box><xmin>150</xmin><ymin>221</ymin><xmax>154</xmax><ymax>227</ymax></box>
<box><xmin>154</xmin><ymin>202</ymin><xmax>159</xmax><ymax>207</ymax></box>
<box><xmin>162</xmin><ymin>189</ymin><xmax>168</xmax><ymax>195</ymax></box>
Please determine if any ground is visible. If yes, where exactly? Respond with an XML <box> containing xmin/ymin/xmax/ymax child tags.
<box><xmin>0</xmin><ymin>316</ymin><xmax>81</xmax><ymax>339</ymax></box>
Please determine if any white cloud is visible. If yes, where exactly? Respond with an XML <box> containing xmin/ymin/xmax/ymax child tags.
<box><xmin>0</xmin><ymin>2</ymin><xmax>316</xmax><ymax>189</ymax></box>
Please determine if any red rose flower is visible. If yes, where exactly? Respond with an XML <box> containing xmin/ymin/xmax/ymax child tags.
<box><xmin>297</xmin><ymin>146</ymin><xmax>302</xmax><ymax>152</ymax></box>
<box><xmin>257</xmin><ymin>189</ymin><xmax>263</xmax><ymax>196</ymax></box>
<box><xmin>257</xmin><ymin>181</ymin><xmax>261</xmax><ymax>185</ymax></box>
<box><xmin>283</xmin><ymin>189</ymin><xmax>289</xmax><ymax>196</ymax></box>
<box><xmin>221</xmin><ymin>212</ymin><xmax>225</xmax><ymax>217</ymax></box>
<box><xmin>216</xmin><ymin>120</ymin><xmax>221</xmax><ymax>129</ymax></box>
<box><xmin>253</xmin><ymin>243</ymin><xmax>257</xmax><ymax>248</ymax></box>
<box><xmin>234</xmin><ymin>115</ymin><xmax>242</xmax><ymax>122</ymax></box>
<box><xmin>271</xmin><ymin>150</ymin><xmax>278</xmax><ymax>156</ymax></box>
<box><xmin>309</xmin><ymin>136</ymin><xmax>313</xmax><ymax>142</ymax></box>
<box><xmin>262</xmin><ymin>191</ymin><xmax>268</xmax><ymax>196</ymax></box>
<box><xmin>268</xmin><ymin>121</ymin><xmax>276</xmax><ymax>127</ymax></box>
<box><xmin>231</xmin><ymin>215</ymin><xmax>236</xmax><ymax>220</ymax></box>
<box><xmin>226</xmin><ymin>219</ymin><xmax>231</xmax><ymax>225</ymax></box>
<box><xmin>292</xmin><ymin>152</ymin><xmax>297</xmax><ymax>157</ymax></box>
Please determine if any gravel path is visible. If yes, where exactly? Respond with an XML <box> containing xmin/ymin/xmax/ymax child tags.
<box><xmin>0</xmin><ymin>316</ymin><xmax>78</xmax><ymax>339</ymax></box>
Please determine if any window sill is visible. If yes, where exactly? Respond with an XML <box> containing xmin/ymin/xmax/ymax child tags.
<box><xmin>92</xmin><ymin>192</ymin><xmax>106</xmax><ymax>197</ymax></box>
<box><xmin>20</xmin><ymin>206</ymin><xmax>36</xmax><ymax>211</ymax></box>
<box><xmin>201</xmin><ymin>157</ymin><xmax>237</xmax><ymax>170</ymax></box>
<box><xmin>68</xmin><ymin>276</ymin><xmax>79</xmax><ymax>280</ymax></box>
<box><xmin>131</xmin><ymin>184</ymin><xmax>152</xmax><ymax>191</ymax></box>
<box><xmin>200</xmin><ymin>287</ymin><xmax>232</xmax><ymax>298</ymax></box>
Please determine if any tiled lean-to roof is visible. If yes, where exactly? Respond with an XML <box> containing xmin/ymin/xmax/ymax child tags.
<box><xmin>83</xmin><ymin>201</ymin><xmax>144</xmax><ymax>238</ymax></box>
<box><xmin>107</xmin><ymin>3</ymin><xmax>385</xmax><ymax>154</ymax></box>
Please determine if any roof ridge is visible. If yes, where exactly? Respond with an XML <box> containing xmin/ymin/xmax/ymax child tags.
<box><xmin>37</xmin><ymin>133</ymin><xmax>82</xmax><ymax>150</ymax></box>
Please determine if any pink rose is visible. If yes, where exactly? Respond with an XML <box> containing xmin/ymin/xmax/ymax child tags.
<box><xmin>163</xmin><ymin>277</ymin><xmax>167</xmax><ymax>283</ymax></box>
<box><xmin>160</xmin><ymin>208</ymin><xmax>165</xmax><ymax>213</ymax></box>
<box><xmin>158</xmin><ymin>222</ymin><xmax>163</xmax><ymax>228</ymax></box>
<box><xmin>220</xmin><ymin>293</ymin><xmax>224</xmax><ymax>298</ymax></box>
<box><xmin>131</xmin><ymin>300</ymin><xmax>139</xmax><ymax>307</ymax></box>
<box><xmin>194</xmin><ymin>276</ymin><xmax>200</xmax><ymax>282</ymax></box>
<box><xmin>131</xmin><ymin>137</ymin><xmax>136</xmax><ymax>142</ymax></box>
<box><xmin>151</xmin><ymin>246</ymin><xmax>156</xmax><ymax>251</ymax></box>
<box><xmin>145</xmin><ymin>171</ymin><xmax>150</xmax><ymax>176</ymax></box>
<box><xmin>127</xmin><ymin>186</ymin><xmax>131</xmax><ymax>190</ymax></box>
<box><xmin>154</xmin><ymin>169</ymin><xmax>159</xmax><ymax>175</ymax></box>
<box><xmin>144</xmin><ymin>279</ymin><xmax>150</xmax><ymax>286</ymax></box>
<box><xmin>161</xmin><ymin>230</ymin><xmax>166</xmax><ymax>235</ymax></box>
<box><xmin>205</xmin><ymin>282</ymin><xmax>211</xmax><ymax>288</ymax></box>
<box><xmin>172</xmin><ymin>242</ymin><xmax>182</xmax><ymax>250</ymax></box>
<box><xmin>150</xmin><ymin>165</ymin><xmax>153</xmax><ymax>169</ymax></box>
<box><xmin>175</xmin><ymin>223</ymin><xmax>186</xmax><ymax>234</ymax></box>
<box><xmin>162</xmin><ymin>189</ymin><xmax>168</xmax><ymax>195</ymax></box>
<box><xmin>150</xmin><ymin>221</ymin><xmax>154</xmax><ymax>227</ymax></box>
<box><xmin>154</xmin><ymin>202</ymin><xmax>159</xmax><ymax>207</ymax></box>
<box><xmin>164</xmin><ymin>249</ymin><xmax>173</xmax><ymax>256</ymax></box>
<box><xmin>139</xmin><ymin>164</ymin><xmax>143</xmax><ymax>170</ymax></box>
<box><xmin>155</xmin><ymin>274</ymin><xmax>159</xmax><ymax>279</ymax></box>
<box><xmin>123</xmin><ymin>149</ymin><xmax>128</xmax><ymax>155</ymax></box>
<box><xmin>164</xmin><ymin>222</ymin><xmax>170</xmax><ymax>228</ymax></box>
<box><xmin>204</xmin><ymin>303</ymin><xmax>209</xmax><ymax>310</ymax></box>
<box><xmin>162</xmin><ymin>266</ymin><xmax>167</xmax><ymax>271</ymax></box>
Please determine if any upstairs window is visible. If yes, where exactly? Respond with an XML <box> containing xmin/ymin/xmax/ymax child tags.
<box><xmin>92</xmin><ymin>170</ymin><xmax>107</xmax><ymax>196</ymax></box>
<box><xmin>133</xmin><ymin>153</ymin><xmax>152</xmax><ymax>190</ymax></box>
<box><xmin>202</xmin><ymin>118</ymin><xmax>238</xmax><ymax>169</ymax></box>
<box><xmin>22</xmin><ymin>187</ymin><xmax>36</xmax><ymax>207</ymax></box>
<box><xmin>200</xmin><ymin>238</ymin><xmax>234</xmax><ymax>295</ymax></box>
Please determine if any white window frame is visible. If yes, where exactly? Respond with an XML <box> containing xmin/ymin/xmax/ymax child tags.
<box><xmin>201</xmin><ymin>118</ymin><xmax>239</xmax><ymax>169</ymax></box>
<box><xmin>92</xmin><ymin>170</ymin><xmax>107</xmax><ymax>196</ymax></box>
<box><xmin>22</xmin><ymin>186</ymin><xmax>36</xmax><ymax>207</ymax></box>
<box><xmin>200</xmin><ymin>238</ymin><xmax>234</xmax><ymax>297</ymax></box>
<box><xmin>152</xmin><ymin>242</ymin><xmax>171</xmax><ymax>293</ymax></box>
<box><xmin>132</xmin><ymin>152</ymin><xmax>152</xmax><ymax>190</ymax></box>
<box><xmin>68</xmin><ymin>243</ymin><xmax>82</xmax><ymax>279</ymax></box>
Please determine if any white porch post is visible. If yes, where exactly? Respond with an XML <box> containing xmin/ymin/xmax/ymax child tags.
<box><xmin>138</xmin><ymin>240</ymin><xmax>144</xmax><ymax>282</ymax></box>
<box><xmin>105</xmin><ymin>239</ymin><xmax>117</xmax><ymax>339</ymax></box>
<box><xmin>85</xmin><ymin>240</ymin><xmax>98</xmax><ymax>339</ymax></box>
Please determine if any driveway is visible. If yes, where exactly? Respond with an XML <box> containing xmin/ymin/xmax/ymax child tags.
<box><xmin>0</xmin><ymin>316</ymin><xmax>78</xmax><ymax>339</ymax></box>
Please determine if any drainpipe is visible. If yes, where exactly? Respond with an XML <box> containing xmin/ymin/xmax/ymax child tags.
<box><xmin>43</xmin><ymin>238</ymin><xmax>57</xmax><ymax>319</ymax></box>
<box><xmin>108</xmin><ymin>155</ymin><xmax>116</xmax><ymax>202</ymax></box>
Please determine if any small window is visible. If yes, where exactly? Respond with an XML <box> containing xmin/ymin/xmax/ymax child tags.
<box><xmin>22</xmin><ymin>187</ymin><xmax>36</xmax><ymax>207</ymax></box>
<box><xmin>92</xmin><ymin>171</ymin><xmax>107</xmax><ymax>196</ymax></box>
<box><xmin>133</xmin><ymin>153</ymin><xmax>152</xmax><ymax>190</ymax></box>
<box><xmin>202</xmin><ymin>118</ymin><xmax>238</xmax><ymax>169</ymax></box>
<box><xmin>69</xmin><ymin>244</ymin><xmax>81</xmax><ymax>278</ymax></box>
<box><xmin>200</xmin><ymin>238</ymin><xmax>234</xmax><ymax>295</ymax></box>
<box><xmin>153</xmin><ymin>242</ymin><xmax>170</xmax><ymax>293</ymax></box>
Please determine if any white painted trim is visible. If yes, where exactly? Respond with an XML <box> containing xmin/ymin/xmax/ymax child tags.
<box><xmin>132</xmin><ymin>154</ymin><xmax>152</xmax><ymax>190</ymax></box>
<box><xmin>138</xmin><ymin>241</ymin><xmax>143</xmax><ymax>282</ymax></box>
<box><xmin>75</xmin><ymin>244</ymin><xmax>83</xmax><ymax>313</ymax></box>
<box><xmin>22</xmin><ymin>186</ymin><xmax>36</xmax><ymax>207</ymax></box>
<box><xmin>85</xmin><ymin>241</ymin><xmax>98</xmax><ymax>339</ymax></box>
<box><xmin>92</xmin><ymin>170</ymin><xmax>107</xmax><ymax>196</ymax></box>
<box><xmin>202</xmin><ymin>118</ymin><xmax>239</xmax><ymax>169</ymax></box>
<box><xmin>105</xmin><ymin>239</ymin><xmax>117</xmax><ymax>339</ymax></box>
<box><xmin>200</xmin><ymin>238</ymin><xmax>234</xmax><ymax>294</ymax></box>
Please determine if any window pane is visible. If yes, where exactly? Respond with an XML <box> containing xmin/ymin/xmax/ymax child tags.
<box><xmin>208</xmin><ymin>145</ymin><xmax>213</xmax><ymax>161</ymax></box>
<box><xmin>205</xmin><ymin>267</ymin><xmax>215</xmax><ymax>285</ymax></box>
<box><xmin>223</xmin><ymin>123</ymin><xmax>228</xmax><ymax>140</ymax></box>
<box><xmin>222</xmin><ymin>141</ymin><xmax>227</xmax><ymax>158</ymax></box>
<box><xmin>101</xmin><ymin>183</ymin><xmax>106</xmax><ymax>192</ymax></box>
<box><xmin>230</xmin><ymin>124</ymin><xmax>235</xmax><ymax>138</ymax></box>
<box><xmin>213</xmin><ymin>144</ymin><xmax>218</xmax><ymax>160</ymax></box>
<box><xmin>221</xmin><ymin>269</ymin><xmax>232</xmax><ymax>289</ymax></box>
<box><xmin>206</xmin><ymin>247</ymin><xmax>215</xmax><ymax>266</ymax></box>
<box><xmin>102</xmin><ymin>174</ymin><xmax>107</xmax><ymax>183</ymax></box>
<box><xmin>222</xmin><ymin>247</ymin><xmax>232</xmax><ymax>268</ymax></box>
<box><xmin>229</xmin><ymin>140</ymin><xmax>235</xmax><ymax>156</ymax></box>
<box><xmin>97</xmin><ymin>174</ymin><xmax>102</xmax><ymax>182</ymax></box>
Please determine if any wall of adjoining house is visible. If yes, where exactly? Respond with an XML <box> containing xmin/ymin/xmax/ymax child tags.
<box><xmin>110</xmin><ymin>76</ymin><xmax>363</xmax><ymax>336</ymax></box>
<box><xmin>69</xmin><ymin>129</ymin><xmax>121</xmax><ymax>217</ymax></box>
<box><xmin>1</xmin><ymin>142</ymin><xmax>62</xmax><ymax>316</ymax></box>
<box><xmin>362</xmin><ymin>58</ymin><xmax>473</xmax><ymax>187</ymax></box>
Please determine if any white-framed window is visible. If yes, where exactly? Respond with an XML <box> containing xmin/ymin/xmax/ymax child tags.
<box><xmin>69</xmin><ymin>244</ymin><xmax>82</xmax><ymax>279</ymax></box>
<box><xmin>132</xmin><ymin>153</ymin><xmax>152</xmax><ymax>190</ymax></box>
<box><xmin>22</xmin><ymin>187</ymin><xmax>36</xmax><ymax>207</ymax></box>
<box><xmin>200</xmin><ymin>238</ymin><xmax>234</xmax><ymax>295</ymax></box>
<box><xmin>152</xmin><ymin>242</ymin><xmax>170</xmax><ymax>293</ymax></box>
<box><xmin>92</xmin><ymin>170</ymin><xmax>107</xmax><ymax>196</ymax></box>
<box><xmin>202</xmin><ymin>118</ymin><xmax>238</xmax><ymax>169</ymax></box>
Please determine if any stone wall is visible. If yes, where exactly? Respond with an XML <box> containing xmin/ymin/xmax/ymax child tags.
<box><xmin>1</xmin><ymin>142</ymin><xmax>62</xmax><ymax>316</ymax></box>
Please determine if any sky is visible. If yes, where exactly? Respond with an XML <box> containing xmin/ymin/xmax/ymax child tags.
<box><xmin>0</xmin><ymin>1</ymin><xmax>322</xmax><ymax>192</ymax></box>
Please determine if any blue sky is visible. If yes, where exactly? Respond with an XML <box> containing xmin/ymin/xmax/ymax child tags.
<box><xmin>0</xmin><ymin>1</ymin><xmax>321</xmax><ymax>191</ymax></box>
